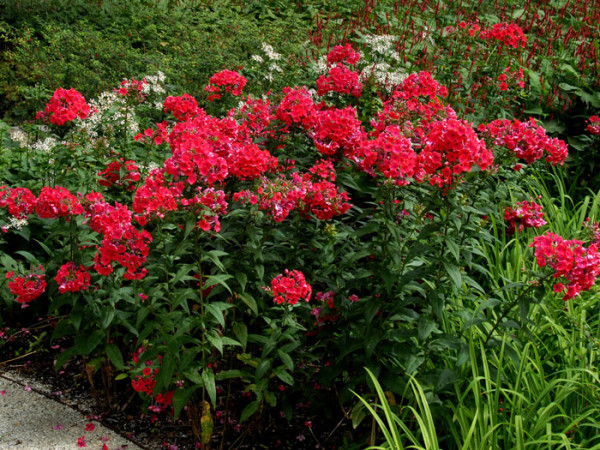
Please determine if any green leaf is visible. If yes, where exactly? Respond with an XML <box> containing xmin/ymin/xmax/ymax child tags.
<box><xmin>256</xmin><ymin>359</ymin><xmax>271</xmax><ymax>380</ymax></box>
<box><xmin>238</xmin><ymin>292</ymin><xmax>258</xmax><ymax>315</ymax></box>
<box><xmin>154</xmin><ymin>354</ymin><xmax>176</xmax><ymax>395</ymax></box>
<box><xmin>443</xmin><ymin>261</ymin><xmax>462</xmax><ymax>289</ymax></box>
<box><xmin>202</xmin><ymin>368</ymin><xmax>217</xmax><ymax>406</ymax></box>
<box><xmin>233</xmin><ymin>323</ymin><xmax>248</xmax><ymax>350</ymax></box>
<box><xmin>215</xmin><ymin>370</ymin><xmax>243</xmax><ymax>381</ymax></box>
<box><xmin>204</xmin><ymin>274</ymin><xmax>233</xmax><ymax>294</ymax></box>
<box><xmin>207</xmin><ymin>331</ymin><xmax>223</xmax><ymax>355</ymax></box>
<box><xmin>418</xmin><ymin>317</ymin><xmax>437</xmax><ymax>342</ymax></box>
<box><xmin>105</xmin><ymin>344</ymin><xmax>125</xmax><ymax>370</ymax></box>
<box><xmin>236</xmin><ymin>272</ymin><xmax>247</xmax><ymax>291</ymax></box>
<box><xmin>277</xmin><ymin>350</ymin><xmax>293</xmax><ymax>371</ymax></box>
<box><xmin>240</xmin><ymin>399</ymin><xmax>260</xmax><ymax>422</ymax></box>
<box><xmin>273</xmin><ymin>366</ymin><xmax>294</xmax><ymax>385</ymax></box>
<box><xmin>100</xmin><ymin>307</ymin><xmax>115</xmax><ymax>329</ymax></box>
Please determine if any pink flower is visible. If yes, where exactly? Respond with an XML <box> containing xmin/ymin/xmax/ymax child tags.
<box><xmin>77</xmin><ymin>436</ymin><xmax>86</xmax><ymax>447</ymax></box>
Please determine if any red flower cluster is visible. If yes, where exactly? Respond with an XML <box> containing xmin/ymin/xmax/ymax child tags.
<box><xmin>327</xmin><ymin>44</ymin><xmax>360</xmax><ymax>66</ymax></box>
<box><xmin>481</xmin><ymin>22</ymin><xmax>527</xmax><ymax>49</ymax></box>
<box><xmin>497</xmin><ymin>66</ymin><xmax>525</xmax><ymax>91</ymax></box>
<box><xmin>36</xmin><ymin>186</ymin><xmax>83</xmax><ymax>219</ymax></box>
<box><xmin>135</xmin><ymin>122</ymin><xmax>169</xmax><ymax>146</ymax></box>
<box><xmin>372</xmin><ymin>71</ymin><xmax>452</xmax><ymax>133</ymax></box>
<box><xmin>310</xmin><ymin>106</ymin><xmax>366</xmax><ymax>157</ymax></box>
<box><xmin>276</xmin><ymin>86</ymin><xmax>318</xmax><ymax>129</ymax></box>
<box><xmin>131</xmin><ymin>348</ymin><xmax>174</xmax><ymax>411</ymax></box>
<box><xmin>133</xmin><ymin>169</ymin><xmax>182</xmax><ymax>224</ymax></box>
<box><xmin>269</xmin><ymin>269</ymin><xmax>312</xmax><ymax>306</ymax></box>
<box><xmin>0</xmin><ymin>187</ymin><xmax>37</xmax><ymax>219</ymax></box>
<box><xmin>163</xmin><ymin>94</ymin><xmax>200</xmax><ymax>121</ymax></box>
<box><xmin>587</xmin><ymin>116</ymin><xmax>600</xmax><ymax>135</ymax></box>
<box><xmin>117</xmin><ymin>77</ymin><xmax>147</xmax><ymax>102</ymax></box>
<box><xmin>504</xmin><ymin>200</ymin><xmax>546</xmax><ymax>234</ymax></box>
<box><xmin>356</xmin><ymin>125</ymin><xmax>417</xmax><ymax>185</ymax></box>
<box><xmin>235</xmin><ymin>162</ymin><xmax>351</xmax><ymax>222</ymax></box>
<box><xmin>181</xmin><ymin>187</ymin><xmax>228</xmax><ymax>232</ymax></box>
<box><xmin>478</xmin><ymin>118</ymin><xmax>568</xmax><ymax>165</ymax></box>
<box><xmin>237</xmin><ymin>96</ymin><xmax>275</xmax><ymax>138</ymax></box>
<box><xmin>316</xmin><ymin>63</ymin><xmax>363</xmax><ymax>98</ymax></box>
<box><xmin>416</xmin><ymin>118</ymin><xmax>493</xmax><ymax>187</ymax></box>
<box><xmin>36</xmin><ymin>88</ymin><xmax>91</xmax><ymax>126</ymax></box>
<box><xmin>6</xmin><ymin>266</ymin><xmax>46</xmax><ymax>304</ymax></box>
<box><xmin>531</xmin><ymin>232</ymin><xmax>600</xmax><ymax>300</ymax></box>
<box><xmin>54</xmin><ymin>262</ymin><xmax>91</xmax><ymax>294</ymax></box>
<box><xmin>98</xmin><ymin>160</ymin><xmax>140</xmax><ymax>191</ymax></box>
<box><xmin>226</xmin><ymin>142</ymin><xmax>278</xmax><ymax>181</ymax></box>
<box><xmin>84</xmin><ymin>195</ymin><xmax>152</xmax><ymax>280</ymax></box>
<box><xmin>205</xmin><ymin>70</ymin><xmax>247</xmax><ymax>101</ymax></box>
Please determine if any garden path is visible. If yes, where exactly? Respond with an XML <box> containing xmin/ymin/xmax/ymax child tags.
<box><xmin>0</xmin><ymin>371</ymin><xmax>142</xmax><ymax>450</ymax></box>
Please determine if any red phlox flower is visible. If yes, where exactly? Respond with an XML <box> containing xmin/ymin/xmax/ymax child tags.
<box><xmin>327</xmin><ymin>44</ymin><xmax>361</xmax><ymax>66</ymax></box>
<box><xmin>205</xmin><ymin>70</ymin><xmax>247</xmax><ymax>101</ymax></box>
<box><xmin>504</xmin><ymin>200</ymin><xmax>546</xmax><ymax>234</ymax></box>
<box><xmin>478</xmin><ymin>118</ymin><xmax>568</xmax><ymax>166</ymax></box>
<box><xmin>135</xmin><ymin>121</ymin><xmax>169</xmax><ymax>145</ymax></box>
<box><xmin>316</xmin><ymin>63</ymin><xmax>363</xmax><ymax>98</ymax></box>
<box><xmin>98</xmin><ymin>160</ymin><xmax>140</xmax><ymax>191</ymax></box>
<box><xmin>37</xmin><ymin>88</ymin><xmax>90</xmax><ymax>125</ymax></box>
<box><xmin>359</xmin><ymin>126</ymin><xmax>417</xmax><ymax>184</ymax></box>
<box><xmin>7</xmin><ymin>266</ymin><xmax>46</xmax><ymax>304</ymax></box>
<box><xmin>301</xmin><ymin>179</ymin><xmax>352</xmax><ymax>220</ymax></box>
<box><xmin>416</xmin><ymin>118</ymin><xmax>493</xmax><ymax>187</ymax></box>
<box><xmin>184</xmin><ymin>187</ymin><xmax>228</xmax><ymax>232</ymax></box>
<box><xmin>117</xmin><ymin>77</ymin><xmax>147</xmax><ymax>102</ymax></box>
<box><xmin>226</xmin><ymin>143</ymin><xmax>278</xmax><ymax>180</ymax></box>
<box><xmin>530</xmin><ymin>232</ymin><xmax>600</xmax><ymax>300</ymax></box>
<box><xmin>587</xmin><ymin>116</ymin><xmax>600</xmax><ymax>135</ymax></box>
<box><xmin>311</xmin><ymin>106</ymin><xmax>366</xmax><ymax>157</ymax></box>
<box><xmin>238</xmin><ymin>96</ymin><xmax>275</xmax><ymax>139</ymax></box>
<box><xmin>36</xmin><ymin>186</ymin><xmax>83</xmax><ymax>219</ymax></box>
<box><xmin>133</xmin><ymin>169</ymin><xmax>180</xmax><ymax>221</ymax></box>
<box><xmin>269</xmin><ymin>269</ymin><xmax>312</xmax><ymax>306</ymax></box>
<box><xmin>276</xmin><ymin>86</ymin><xmax>318</xmax><ymax>129</ymax></box>
<box><xmin>4</xmin><ymin>187</ymin><xmax>37</xmax><ymax>219</ymax></box>
<box><xmin>55</xmin><ymin>262</ymin><xmax>91</xmax><ymax>294</ymax></box>
<box><xmin>164</xmin><ymin>94</ymin><xmax>200</xmax><ymax>121</ymax></box>
<box><xmin>481</xmin><ymin>22</ymin><xmax>527</xmax><ymax>49</ymax></box>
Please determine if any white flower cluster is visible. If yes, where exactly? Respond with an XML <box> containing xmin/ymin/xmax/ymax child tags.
<box><xmin>364</xmin><ymin>34</ymin><xmax>401</xmax><ymax>61</ymax></box>
<box><xmin>80</xmin><ymin>90</ymin><xmax>140</xmax><ymax>138</ymax></box>
<box><xmin>7</xmin><ymin>127</ymin><xmax>29</xmax><ymax>147</ymax></box>
<box><xmin>250</xmin><ymin>42</ymin><xmax>284</xmax><ymax>82</ymax></box>
<box><xmin>142</xmin><ymin>71</ymin><xmax>167</xmax><ymax>102</ymax></box>
<box><xmin>31</xmin><ymin>137</ymin><xmax>58</xmax><ymax>153</ymax></box>
<box><xmin>6</xmin><ymin>217</ymin><xmax>28</xmax><ymax>231</ymax></box>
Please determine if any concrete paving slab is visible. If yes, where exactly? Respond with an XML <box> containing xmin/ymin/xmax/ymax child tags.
<box><xmin>0</xmin><ymin>372</ymin><xmax>142</xmax><ymax>450</ymax></box>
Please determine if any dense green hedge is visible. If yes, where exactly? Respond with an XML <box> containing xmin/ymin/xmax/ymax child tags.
<box><xmin>0</xmin><ymin>0</ymin><xmax>312</xmax><ymax>120</ymax></box>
